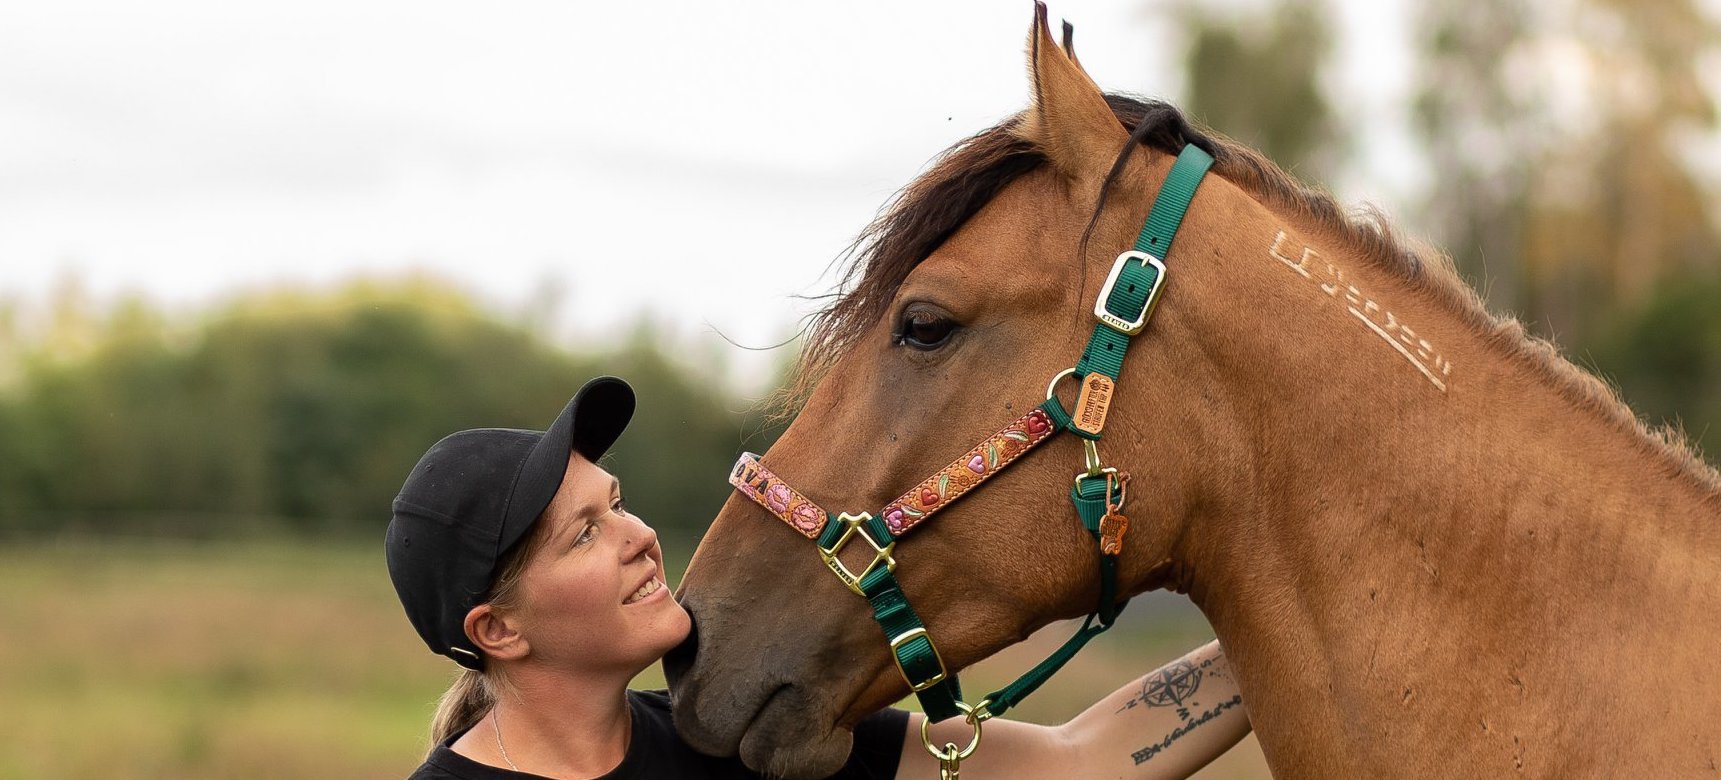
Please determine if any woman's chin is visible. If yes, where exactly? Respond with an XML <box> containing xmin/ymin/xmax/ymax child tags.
<box><xmin>645</xmin><ymin>601</ymin><xmax>695</xmax><ymax>660</ymax></box>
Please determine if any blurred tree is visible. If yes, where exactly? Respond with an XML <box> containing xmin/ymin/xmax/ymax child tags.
<box><xmin>603</xmin><ymin>317</ymin><xmax>799</xmax><ymax>547</ymax></box>
<box><xmin>0</xmin><ymin>279</ymin><xmax>773</xmax><ymax>540</ymax></box>
<box><xmin>1414</xmin><ymin>0</ymin><xmax>1720</xmax><ymax>343</ymax></box>
<box><xmin>1175</xmin><ymin>0</ymin><xmax>1343</xmax><ymax>183</ymax></box>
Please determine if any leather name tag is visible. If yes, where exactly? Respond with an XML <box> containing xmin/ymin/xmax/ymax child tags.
<box><xmin>1074</xmin><ymin>373</ymin><xmax>1114</xmax><ymax>435</ymax></box>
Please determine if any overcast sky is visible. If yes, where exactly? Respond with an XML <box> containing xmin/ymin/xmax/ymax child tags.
<box><xmin>2</xmin><ymin>0</ymin><xmax>1417</xmax><ymax>385</ymax></box>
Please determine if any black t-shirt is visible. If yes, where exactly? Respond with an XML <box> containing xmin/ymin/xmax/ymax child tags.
<box><xmin>407</xmin><ymin>689</ymin><xmax>908</xmax><ymax>779</ymax></box>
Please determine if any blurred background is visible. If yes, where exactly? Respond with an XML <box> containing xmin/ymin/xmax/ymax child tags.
<box><xmin>4</xmin><ymin>0</ymin><xmax>1718</xmax><ymax>777</ymax></box>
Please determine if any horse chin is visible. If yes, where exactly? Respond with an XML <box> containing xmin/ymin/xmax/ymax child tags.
<box><xmin>669</xmin><ymin>672</ymin><xmax>852</xmax><ymax>780</ymax></box>
<box><xmin>739</xmin><ymin>684</ymin><xmax>854</xmax><ymax>779</ymax></box>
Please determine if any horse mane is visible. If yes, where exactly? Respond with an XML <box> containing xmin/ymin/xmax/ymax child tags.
<box><xmin>787</xmin><ymin>94</ymin><xmax>1721</xmax><ymax>498</ymax></box>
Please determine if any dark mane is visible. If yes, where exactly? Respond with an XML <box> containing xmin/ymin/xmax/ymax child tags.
<box><xmin>786</xmin><ymin>95</ymin><xmax>1721</xmax><ymax>496</ymax></box>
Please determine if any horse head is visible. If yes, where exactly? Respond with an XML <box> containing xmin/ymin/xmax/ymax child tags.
<box><xmin>664</xmin><ymin>8</ymin><xmax>1269</xmax><ymax>776</ymax></box>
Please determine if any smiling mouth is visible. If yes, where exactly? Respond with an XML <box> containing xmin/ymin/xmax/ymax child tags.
<box><xmin>624</xmin><ymin>576</ymin><xmax>665</xmax><ymax>605</ymax></box>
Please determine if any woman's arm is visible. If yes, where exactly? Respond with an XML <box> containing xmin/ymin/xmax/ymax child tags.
<box><xmin>897</xmin><ymin>640</ymin><xmax>1250</xmax><ymax>779</ymax></box>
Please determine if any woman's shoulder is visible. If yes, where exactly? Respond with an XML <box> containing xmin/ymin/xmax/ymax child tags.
<box><xmin>406</xmin><ymin>734</ymin><xmax>526</xmax><ymax>780</ymax></box>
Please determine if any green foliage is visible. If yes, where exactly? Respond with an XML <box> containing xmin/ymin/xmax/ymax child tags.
<box><xmin>598</xmin><ymin>328</ymin><xmax>788</xmax><ymax>549</ymax></box>
<box><xmin>1178</xmin><ymin>0</ymin><xmax>1342</xmax><ymax>182</ymax></box>
<box><xmin>1414</xmin><ymin>0</ymin><xmax>1720</xmax><ymax>342</ymax></box>
<box><xmin>0</xmin><ymin>280</ymin><xmax>779</xmax><ymax>540</ymax></box>
<box><xmin>1585</xmin><ymin>274</ymin><xmax>1721</xmax><ymax>459</ymax></box>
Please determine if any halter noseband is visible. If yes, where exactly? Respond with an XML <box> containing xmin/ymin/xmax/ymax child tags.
<box><xmin>728</xmin><ymin>144</ymin><xmax>1214</xmax><ymax>775</ymax></box>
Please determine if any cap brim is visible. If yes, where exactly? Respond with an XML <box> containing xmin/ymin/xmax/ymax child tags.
<box><xmin>495</xmin><ymin>376</ymin><xmax>636</xmax><ymax>557</ymax></box>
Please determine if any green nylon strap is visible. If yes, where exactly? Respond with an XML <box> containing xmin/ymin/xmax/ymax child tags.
<box><xmin>814</xmin><ymin>510</ymin><xmax>895</xmax><ymax>550</ymax></box>
<box><xmin>1038</xmin><ymin>397</ymin><xmax>1075</xmax><ymax>435</ymax></box>
<box><xmin>981</xmin><ymin>612</ymin><xmax>1115</xmax><ymax>719</ymax></box>
<box><xmin>816</xmin><ymin>518</ymin><xmax>843</xmax><ymax>549</ymax></box>
<box><xmin>859</xmin><ymin>566</ymin><xmax>964</xmax><ymax>722</ymax></box>
<box><xmin>865</xmin><ymin>514</ymin><xmax>893</xmax><ymax>546</ymax></box>
<box><xmin>1074</xmin><ymin>321</ymin><xmax>1133</xmax><ymax>381</ymax></box>
<box><xmin>1071</xmin><ymin>474</ymin><xmax>1110</xmax><ymax>534</ymax></box>
<box><xmin>1040</xmin><ymin>396</ymin><xmax>1102</xmax><ymax>442</ymax></box>
<box><xmin>1133</xmin><ymin>145</ymin><xmax>1214</xmax><ymax>258</ymax></box>
<box><xmin>1075</xmin><ymin>145</ymin><xmax>1214</xmax><ymax>382</ymax></box>
<box><xmin>1072</xmin><ymin>477</ymin><xmax>1126</xmax><ymax>626</ymax></box>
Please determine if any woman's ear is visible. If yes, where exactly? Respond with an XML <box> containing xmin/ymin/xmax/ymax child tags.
<box><xmin>466</xmin><ymin>603</ymin><xmax>529</xmax><ymax>662</ymax></box>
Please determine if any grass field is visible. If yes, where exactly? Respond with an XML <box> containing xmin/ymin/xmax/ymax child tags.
<box><xmin>1</xmin><ymin>539</ymin><xmax>1268</xmax><ymax>779</ymax></box>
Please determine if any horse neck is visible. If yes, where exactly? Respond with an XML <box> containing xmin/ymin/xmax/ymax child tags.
<box><xmin>1119</xmin><ymin>179</ymin><xmax>1721</xmax><ymax>773</ymax></box>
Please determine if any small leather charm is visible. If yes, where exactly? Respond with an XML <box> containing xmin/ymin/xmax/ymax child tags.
<box><xmin>1099</xmin><ymin>510</ymin><xmax>1129</xmax><ymax>556</ymax></box>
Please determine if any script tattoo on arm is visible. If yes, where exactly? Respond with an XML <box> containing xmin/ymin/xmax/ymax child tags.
<box><xmin>1119</xmin><ymin>654</ymin><xmax>1245</xmax><ymax>765</ymax></box>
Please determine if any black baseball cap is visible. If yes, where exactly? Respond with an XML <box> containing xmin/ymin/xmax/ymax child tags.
<box><xmin>385</xmin><ymin>376</ymin><xmax>635</xmax><ymax>670</ymax></box>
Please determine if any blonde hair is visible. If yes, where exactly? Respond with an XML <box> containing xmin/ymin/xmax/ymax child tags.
<box><xmin>425</xmin><ymin>517</ymin><xmax>552</xmax><ymax>752</ymax></box>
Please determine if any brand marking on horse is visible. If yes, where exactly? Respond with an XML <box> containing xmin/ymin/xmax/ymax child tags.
<box><xmin>1269</xmin><ymin>230</ymin><xmax>1453</xmax><ymax>392</ymax></box>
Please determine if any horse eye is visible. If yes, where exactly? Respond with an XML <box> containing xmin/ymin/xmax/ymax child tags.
<box><xmin>896</xmin><ymin>310</ymin><xmax>958</xmax><ymax>351</ymax></box>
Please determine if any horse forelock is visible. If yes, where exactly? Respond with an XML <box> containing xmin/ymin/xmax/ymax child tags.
<box><xmin>781</xmin><ymin>94</ymin><xmax>1721</xmax><ymax>500</ymax></box>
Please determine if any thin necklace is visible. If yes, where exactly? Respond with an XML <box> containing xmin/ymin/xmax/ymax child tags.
<box><xmin>492</xmin><ymin>707</ymin><xmax>520</xmax><ymax>772</ymax></box>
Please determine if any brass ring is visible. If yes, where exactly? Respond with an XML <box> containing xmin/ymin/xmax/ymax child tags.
<box><xmin>1044</xmin><ymin>367</ymin><xmax>1078</xmax><ymax>402</ymax></box>
<box><xmin>919</xmin><ymin>701</ymin><xmax>985</xmax><ymax>762</ymax></box>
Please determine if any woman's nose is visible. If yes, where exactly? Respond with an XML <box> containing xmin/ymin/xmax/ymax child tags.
<box><xmin>620</xmin><ymin>514</ymin><xmax>658</xmax><ymax>559</ymax></box>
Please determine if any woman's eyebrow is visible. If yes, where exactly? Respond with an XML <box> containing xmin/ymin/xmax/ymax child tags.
<box><xmin>572</xmin><ymin>476</ymin><xmax>623</xmax><ymax>528</ymax></box>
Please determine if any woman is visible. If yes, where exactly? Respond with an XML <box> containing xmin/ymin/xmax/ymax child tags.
<box><xmin>387</xmin><ymin>376</ymin><xmax>1251</xmax><ymax>779</ymax></box>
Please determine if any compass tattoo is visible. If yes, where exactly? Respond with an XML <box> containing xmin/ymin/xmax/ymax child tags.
<box><xmin>1117</xmin><ymin>659</ymin><xmax>1203</xmax><ymax>718</ymax></box>
<box><xmin>1119</xmin><ymin>652</ymin><xmax>1244</xmax><ymax>765</ymax></box>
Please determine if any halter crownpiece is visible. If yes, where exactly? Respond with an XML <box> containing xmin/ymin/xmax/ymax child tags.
<box><xmin>727</xmin><ymin>144</ymin><xmax>1214</xmax><ymax>773</ymax></box>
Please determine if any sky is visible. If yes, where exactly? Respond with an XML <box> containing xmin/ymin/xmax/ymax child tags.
<box><xmin>1</xmin><ymin>0</ymin><xmax>1416</xmax><ymax>387</ymax></box>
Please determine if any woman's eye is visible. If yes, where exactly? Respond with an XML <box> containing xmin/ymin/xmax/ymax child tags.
<box><xmin>573</xmin><ymin>522</ymin><xmax>598</xmax><ymax>547</ymax></box>
<box><xmin>895</xmin><ymin>310</ymin><xmax>958</xmax><ymax>350</ymax></box>
<box><xmin>611</xmin><ymin>496</ymin><xmax>628</xmax><ymax>514</ymax></box>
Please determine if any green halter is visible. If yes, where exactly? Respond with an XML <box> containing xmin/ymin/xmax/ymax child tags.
<box><xmin>728</xmin><ymin>143</ymin><xmax>1214</xmax><ymax>773</ymax></box>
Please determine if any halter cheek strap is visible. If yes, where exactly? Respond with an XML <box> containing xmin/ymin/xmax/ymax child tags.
<box><xmin>726</xmin><ymin>145</ymin><xmax>1215</xmax><ymax>729</ymax></box>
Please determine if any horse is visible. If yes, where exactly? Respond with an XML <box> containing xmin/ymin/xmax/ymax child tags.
<box><xmin>664</xmin><ymin>6</ymin><xmax>1721</xmax><ymax>778</ymax></box>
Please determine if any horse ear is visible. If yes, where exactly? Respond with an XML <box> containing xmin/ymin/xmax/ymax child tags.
<box><xmin>1020</xmin><ymin>3</ymin><xmax>1129</xmax><ymax>187</ymax></box>
<box><xmin>1061</xmin><ymin>20</ymin><xmax>1084</xmax><ymax>72</ymax></box>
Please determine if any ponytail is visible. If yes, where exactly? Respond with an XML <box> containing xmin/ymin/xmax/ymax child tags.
<box><xmin>428</xmin><ymin>668</ymin><xmax>494</xmax><ymax>754</ymax></box>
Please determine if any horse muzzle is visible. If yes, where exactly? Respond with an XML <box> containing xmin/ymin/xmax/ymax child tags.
<box><xmin>665</xmin><ymin>595</ymin><xmax>861</xmax><ymax>779</ymax></box>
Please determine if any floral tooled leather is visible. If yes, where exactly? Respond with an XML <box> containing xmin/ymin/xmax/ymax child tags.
<box><xmin>729</xmin><ymin>453</ymin><xmax>829</xmax><ymax>539</ymax></box>
<box><xmin>881</xmin><ymin>407</ymin><xmax>1056</xmax><ymax>536</ymax></box>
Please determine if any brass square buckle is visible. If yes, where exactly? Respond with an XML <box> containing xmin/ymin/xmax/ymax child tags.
<box><xmin>818</xmin><ymin>512</ymin><xmax>897</xmax><ymax>596</ymax></box>
<box><xmin>1094</xmin><ymin>250</ymin><xmax>1167</xmax><ymax>335</ymax></box>
<box><xmin>888</xmin><ymin>627</ymin><xmax>950</xmax><ymax>692</ymax></box>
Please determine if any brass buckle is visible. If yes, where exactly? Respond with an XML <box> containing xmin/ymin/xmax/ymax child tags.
<box><xmin>888</xmin><ymin>627</ymin><xmax>949</xmax><ymax>692</ymax></box>
<box><xmin>818</xmin><ymin>512</ymin><xmax>896</xmax><ymax>596</ymax></box>
<box><xmin>1094</xmin><ymin>250</ymin><xmax>1167</xmax><ymax>335</ymax></box>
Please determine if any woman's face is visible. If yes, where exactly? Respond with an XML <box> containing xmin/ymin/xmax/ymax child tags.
<box><xmin>512</xmin><ymin>452</ymin><xmax>691</xmax><ymax>675</ymax></box>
